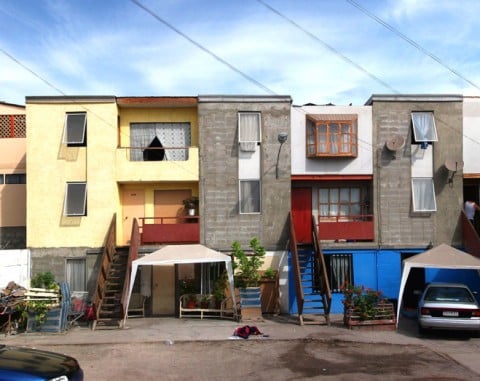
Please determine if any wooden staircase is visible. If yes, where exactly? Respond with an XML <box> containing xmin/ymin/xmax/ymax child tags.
<box><xmin>93</xmin><ymin>247</ymin><xmax>129</xmax><ymax>329</ymax></box>
<box><xmin>92</xmin><ymin>215</ymin><xmax>140</xmax><ymax>330</ymax></box>
<box><xmin>289</xmin><ymin>213</ymin><xmax>331</xmax><ymax>325</ymax></box>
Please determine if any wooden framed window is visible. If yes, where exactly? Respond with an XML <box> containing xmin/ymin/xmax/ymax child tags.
<box><xmin>318</xmin><ymin>186</ymin><xmax>365</xmax><ymax>221</ymax></box>
<box><xmin>306</xmin><ymin>114</ymin><xmax>357</xmax><ymax>157</ymax></box>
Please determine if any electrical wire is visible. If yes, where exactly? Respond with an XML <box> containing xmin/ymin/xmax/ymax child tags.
<box><xmin>256</xmin><ymin>0</ymin><xmax>399</xmax><ymax>94</ymax></box>
<box><xmin>129</xmin><ymin>0</ymin><xmax>276</xmax><ymax>95</ymax></box>
<box><xmin>346</xmin><ymin>0</ymin><xmax>480</xmax><ymax>92</ymax></box>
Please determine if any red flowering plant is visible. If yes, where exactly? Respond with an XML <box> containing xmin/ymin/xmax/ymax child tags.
<box><xmin>340</xmin><ymin>282</ymin><xmax>388</xmax><ymax>321</ymax></box>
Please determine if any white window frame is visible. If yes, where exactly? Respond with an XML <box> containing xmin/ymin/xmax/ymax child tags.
<box><xmin>238</xmin><ymin>112</ymin><xmax>261</xmax><ymax>152</ymax></box>
<box><xmin>411</xmin><ymin>177</ymin><xmax>437</xmax><ymax>212</ymax></box>
<box><xmin>239</xmin><ymin>179</ymin><xmax>261</xmax><ymax>214</ymax></box>
<box><xmin>238</xmin><ymin>112</ymin><xmax>261</xmax><ymax>143</ymax></box>
<box><xmin>65</xmin><ymin>257</ymin><xmax>87</xmax><ymax>292</ymax></box>
<box><xmin>64</xmin><ymin>182</ymin><xmax>87</xmax><ymax>216</ymax></box>
<box><xmin>63</xmin><ymin>112</ymin><xmax>87</xmax><ymax>145</ymax></box>
<box><xmin>411</xmin><ymin>112</ymin><xmax>437</xmax><ymax>142</ymax></box>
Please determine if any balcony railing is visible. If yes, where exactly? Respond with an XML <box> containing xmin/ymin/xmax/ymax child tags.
<box><xmin>317</xmin><ymin>214</ymin><xmax>374</xmax><ymax>241</ymax></box>
<box><xmin>139</xmin><ymin>216</ymin><xmax>200</xmax><ymax>245</ymax></box>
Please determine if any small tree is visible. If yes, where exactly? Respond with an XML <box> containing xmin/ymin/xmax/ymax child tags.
<box><xmin>231</xmin><ymin>238</ymin><xmax>265</xmax><ymax>288</ymax></box>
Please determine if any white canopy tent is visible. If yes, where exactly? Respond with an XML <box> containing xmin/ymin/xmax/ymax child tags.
<box><xmin>125</xmin><ymin>244</ymin><xmax>236</xmax><ymax>324</ymax></box>
<box><xmin>396</xmin><ymin>243</ymin><xmax>480</xmax><ymax>326</ymax></box>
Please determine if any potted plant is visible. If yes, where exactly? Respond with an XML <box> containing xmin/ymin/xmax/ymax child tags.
<box><xmin>179</xmin><ymin>278</ymin><xmax>197</xmax><ymax>308</ymax></box>
<box><xmin>341</xmin><ymin>283</ymin><xmax>396</xmax><ymax>330</ymax></box>
<box><xmin>231</xmin><ymin>238</ymin><xmax>266</xmax><ymax>320</ymax></box>
<box><xmin>182</xmin><ymin>196</ymin><xmax>199</xmax><ymax>216</ymax></box>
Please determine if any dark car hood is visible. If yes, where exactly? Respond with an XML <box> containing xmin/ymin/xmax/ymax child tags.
<box><xmin>0</xmin><ymin>345</ymin><xmax>81</xmax><ymax>379</ymax></box>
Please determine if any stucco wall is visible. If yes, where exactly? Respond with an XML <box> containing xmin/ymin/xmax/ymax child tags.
<box><xmin>26</xmin><ymin>99</ymin><xmax>118</xmax><ymax>248</ymax></box>
<box><xmin>372</xmin><ymin>97</ymin><xmax>463</xmax><ymax>247</ymax></box>
<box><xmin>291</xmin><ymin>104</ymin><xmax>373</xmax><ymax>175</ymax></box>
<box><xmin>198</xmin><ymin>96</ymin><xmax>291</xmax><ymax>251</ymax></box>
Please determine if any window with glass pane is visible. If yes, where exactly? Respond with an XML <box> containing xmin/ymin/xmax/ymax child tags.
<box><xmin>0</xmin><ymin>174</ymin><xmax>4</xmax><ymax>184</ymax></box>
<box><xmin>66</xmin><ymin>258</ymin><xmax>87</xmax><ymax>291</ymax></box>
<box><xmin>325</xmin><ymin>254</ymin><xmax>353</xmax><ymax>293</ymax></box>
<box><xmin>306</xmin><ymin>116</ymin><xmax>357</xmax><ymax>157</ymax></box>
<box><xmin>412</xmin><ymin>177</ymin><xmax>437</xmax><ymax>212</ymax></box>
<box><xmin>63</xmin><ymin>112</ymin><xmax>87</xmax><ymax>146</ymax></box>
<box><xmin>318</xmin><ymin>187</ymin><xmax>362</xmax><ymax>221</ymax></box>
<box><xmin>6</xmin><ymin>173</ymin><xmax>26</xmax><ymax>184</ymax></box>
<box><xmin>64</xmin><ymin>182</ymin><xmax>87</xmax><ymax>216</ymax></box>
<box><xmin>238</xmin><ymin>113</ymin><xmax>261</xmax><ymax>142</ymax></box>
<box><xmin>240</xmin><ymin>180</ymin><xmax>261</xmax><ymax>213</ymax></box>
<box><xmin>411</xmin><ymin>112</ymin><xmax>437</xmax><ymax>142</ymax></box>
<box><xmin>130</xmin><ymin>123</ymin><xmax>191</xmax><ymax>161</ymax></box>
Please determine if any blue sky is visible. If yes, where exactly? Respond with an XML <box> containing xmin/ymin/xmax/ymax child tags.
<box><xmin>1</xmin><ymin>0</ymin><xmax>480</xmax><ymax>106</ymax></box>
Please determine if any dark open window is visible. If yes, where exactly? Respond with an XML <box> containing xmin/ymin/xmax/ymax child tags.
<box><xmin>5</xmin><ymin>173</ymin><xmax>26</xmax><ymax>184</ymax></box>
<box><xmin>63</xmin><ymin>113</ymin><xmax>87</xmax><ymax>146</ymax></box>
<box><xmin>143</xmin><ymin>136</ymin><xmax>165</xmax><ymax>161</ymax></box>
<box><xmin>64</xmin><ymin>182</ymin><xmax>87</xmax><ymax>216</ymax></box>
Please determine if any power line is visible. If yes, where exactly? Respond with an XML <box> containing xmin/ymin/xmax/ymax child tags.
<box><xmin>129</xmin><ymin>0</ymin><xmax>276</xmax><ymax>95</ymax></box>
<box><xmin>0</xmin><ymin>48</ymin><xmax>67</xmax><ymax>96</ymax></box>
<box><xmin>346</xmin><ymin>0</ymin><xmax>480</xmax><ymax>92</ymax></box>
<box><xmin>256</xmin><ymin>0</ymin><xmax>399</xmax><ymax>94</ymax></box>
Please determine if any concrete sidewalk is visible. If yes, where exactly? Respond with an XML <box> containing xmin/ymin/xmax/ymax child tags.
<box><xmin>1</xmin><ymin>314</ymin><xmax>423</xmax><ymax>347</ymax></box>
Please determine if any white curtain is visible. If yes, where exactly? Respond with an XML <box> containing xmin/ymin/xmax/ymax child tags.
<box><xmin>239</xmin><ymin>113</ymin><xmax>260</xmax><ymax>142</ymax></box>
<box><xmin>130</xmin><ymin>123</ymin><xmax>191</xmax><ymax>161</ymax></box>
<box><xmin>66</xmin><ymin>258</ymin><xmax>86</xmax><ymax>292</ymax></box>
<box><xmin>412</xmin><ymin>178</ymin><xmax>436</xmax><ymax>211</ymax></box>
<box><xmin>412</xmin><ymin>112</ymin><xmax>436</xmax><ymax>141</ymax></box>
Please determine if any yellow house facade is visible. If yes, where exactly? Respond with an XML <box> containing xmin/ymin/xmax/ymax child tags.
<box><xmin>26</xmin><ymin>96</ymin><xmax>200</xmax><ymax>297</ymax></box>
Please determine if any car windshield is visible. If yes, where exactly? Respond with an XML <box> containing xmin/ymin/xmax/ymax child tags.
<box><xmin>424</xmin><ymin>286</ymin><xmax>474</xmax><ymax>303</ymax></box>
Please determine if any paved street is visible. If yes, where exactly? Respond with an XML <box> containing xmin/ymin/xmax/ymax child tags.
<box><xmin>2</xmin><ymin>314</ymin><xmax>480</xmax><ymax>380</ymax></box>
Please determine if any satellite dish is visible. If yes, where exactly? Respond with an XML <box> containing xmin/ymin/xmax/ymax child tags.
<box><xmin>445</xmin><ymin>159</ymin><xmax>464</xmax><ymax>172</ymax></box>
<box><xmin>385</xmin><ymin>135</ymin><xmax>405</xmax><ymax>152</ymax></box>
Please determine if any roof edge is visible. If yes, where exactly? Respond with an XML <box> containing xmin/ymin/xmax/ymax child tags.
<box><xmin>26</xmin><ymin>96</ymin><xmax>116</xmax><ymax>104</ymax></box>
<box><xmin>198</xmin><ymin>95</ymin><xmax>292</xmax><ymax>103</ymax></box>
<box><xmin>365</xmin><ymin>94</ymin><xmax>463</xmax><ymax>105</ymax></box>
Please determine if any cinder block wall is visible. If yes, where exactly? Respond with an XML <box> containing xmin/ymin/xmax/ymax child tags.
<box><xmin>198</xmin><ymin>96</ymin><xmax>291</xmax><ymax>251</ymax></box>
<box><xmin>372</xmin><ymin>97</ymin><xmax>463</xmax><ymax>248</ymax></box>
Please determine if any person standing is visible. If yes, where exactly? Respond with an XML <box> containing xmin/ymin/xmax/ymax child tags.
<box><xmin>464</xmin><ymin>200</ymin><xmax>480</xmax><ymax>223</ymax></box>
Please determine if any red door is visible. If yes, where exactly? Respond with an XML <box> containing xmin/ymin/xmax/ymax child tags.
<box><xmin>291</xmin><ymin>188</ymin><xmax>312</xmax><ymax>244</ymax></box>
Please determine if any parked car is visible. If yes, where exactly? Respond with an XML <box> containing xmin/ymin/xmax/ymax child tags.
<box><xmin>417</xmin><ymin>282</ymin><xmax>480</xmax><ymax>335</ymax></box>
<box><xmin>0</xmin><ymin>344</ymin><xmax>83</xmax><ymax>380</ymax></box>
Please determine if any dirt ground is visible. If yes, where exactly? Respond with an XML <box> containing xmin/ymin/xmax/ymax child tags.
<box><xmin>34</xmin><ymin>338</ymin><xmax>479</xmax><ymax>381</ymax></box>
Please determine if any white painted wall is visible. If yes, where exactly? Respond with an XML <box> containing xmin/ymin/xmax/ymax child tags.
<box><xmin>463</xmin><ymin>97</ymin><xmax>480</xmax><ymax>174</ymax></box>
<box><xmin>291</xmin><ymin>105</ymin><xmax>373</xmax><ymax>175</ymax></box>
<box><xmin>0</xmin><ymin>249</ymin><xmax>30</xmax><ymax>288</ymax></box>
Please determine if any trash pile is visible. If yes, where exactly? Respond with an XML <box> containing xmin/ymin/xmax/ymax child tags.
<box><xmin>0</xmin><ymin>281</ymin><xmax>60</xmax><ymax>335</ymax></box>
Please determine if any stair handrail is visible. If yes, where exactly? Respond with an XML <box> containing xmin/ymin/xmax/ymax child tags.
<box><xmin>289</xmin><ymin>212</ymin><xmax>304</xmax><ymax>317</ymax></box>
<box><xmin>93</xmin><ymin>214</ymin><xmax>116</xmax><ymax>322</ymax></box>
<box><xmin>460</xmin><ymin>210</ymin><xmax>480</xmax><ymax>258</ymax></box>
<box><xmin>311</xmin><ymin>214</ymin><xmax>332</xmax><ymax>316</ymax></box>
<box><xmin>120</xmin><ymin>218</ymin><xmax>140</xmax><ymax>321</ymax></box>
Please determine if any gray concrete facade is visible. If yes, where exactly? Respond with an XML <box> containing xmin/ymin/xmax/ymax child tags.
<box><xmin>369</xmin><ymin>95</ymin><xmax>464</xmax><ymax>248</ymax></box>
<box><xmin>198</xmin><ymin>95</ymin><xmax>292</xmax><ymax>251</ymax></box>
